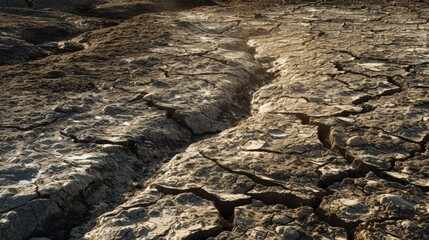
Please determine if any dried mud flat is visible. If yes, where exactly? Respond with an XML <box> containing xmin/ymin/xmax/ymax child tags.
<box><xmin>0</xmin><ymin>0</ymin><xmax>428</xmax><ymax>239</ymax></box>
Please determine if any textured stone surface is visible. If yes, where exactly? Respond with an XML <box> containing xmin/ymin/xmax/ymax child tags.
<box><xmin>1</xmin><ymin>0</ymin><xmax>429</xmax><ymax>239</ymax></box>
<box><xmin>211</xmin><ymin>201</ymin><xmax>347</xmax><ymax>240</ymax></box>
<box><xmin>317</xmin><ymin>173</ymin><xmax>429</xmax><ymax>230</ymax></box>
<box><xmin>384</xmin><ymin>149</ymin><xmax>429</xmax><ymax>191</ymax></box>
<box><xmin>355</xmin><ymin>220</ymin><xmax>429</xmax><ymax>240</ymax></box>
<box><xmin>86</xmin><ymin>192</ymin><xmax>225</xmax><ymax>240</ymax></box>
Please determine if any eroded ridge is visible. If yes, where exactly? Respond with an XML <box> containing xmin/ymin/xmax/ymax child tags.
<box><xmin>1</xmin><ymin>0</ymin><xmax>429</xmax><ymax>239</ymax></box>
<box><xmin>0</xmin><ymin>1</ymin><xmax>268</xmax><ymax>239</ymax></box>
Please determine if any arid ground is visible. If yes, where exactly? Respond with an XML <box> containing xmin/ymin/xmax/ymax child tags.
<box><xmin>0</xmin><ymin>0</ymin><xmax>428</xmax><ymax>239</ymax></box>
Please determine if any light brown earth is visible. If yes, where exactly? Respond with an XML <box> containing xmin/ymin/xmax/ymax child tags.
<box><xmin>0</xmin><ymin>0</ymin><xmax>428</xmax><ymax>239</ymax></box>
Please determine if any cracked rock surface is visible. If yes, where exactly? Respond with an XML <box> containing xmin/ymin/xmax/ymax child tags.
<box><xmin>86</xmin><ymin>191</ymin><xmax>226</xmax><ymax>240</ymax></box>
<box><xmin>212</xmin><ymin>201</ymin><xmax>347</xmax><ymax>240</ymax></box>
<box><xmin>1</xmin><ymin>0</ymin><xmax>429</xmax><ymax>239</ymax></box>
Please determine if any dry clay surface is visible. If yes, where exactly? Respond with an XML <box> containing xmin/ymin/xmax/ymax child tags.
<box><xmin>1</xmin><ymin>0</ymin><xmax>429</xmax><ymax>239</ymax></box>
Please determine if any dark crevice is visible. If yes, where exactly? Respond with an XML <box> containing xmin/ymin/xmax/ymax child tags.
<box><xmin>346</xmin><ymin>128</ymin><xmax>429</xmax><ymax>191</ymax></box>
<box><xmin>331</xmin><ymin>63</ymin><xmax>406</xmax><ymax>89</ymax></box>
<box><xmin>294</xmin><ymin>112</ymin><xmax>311</xmax><ymax>124</ymax></box>
<box><xmin>315</xmin><ymin>123</ymin><xmax>332</xmax><ymax>149</ymax></box>
<box><xmin>351</xmin><ymin>87</ymin><xmax>402</xmax><ymax>105</ymax></box>
<box><xmin>404</xmin><ymin>64</ymin><xmax>414</xmax><ymax>73</ymax></box>
<box><xmin>332</xmin><ymin>144</ymin><xmax>377</xmax><ymax>176</ymax></box>
<box><xmin>413</xmin><ymin>85</ymin><xmax>429</xmax><ymax>89</ymax></box>
<box><xmin>315</xmin><ymin>207</ymin><xmax>361</xmax><ymax>231</ymax></box>
<box><xmin>370</xmin><ymin>133</ymin><xmax>429</xmax><ymax>191</ymax></box>
<box><xmin>101</xmin><ymin>196</ymin><xmax>164</xmax><ymax>219</ymax></box>
<box><xmin>376</xmin><ymin>171</ymin><xmax>429</xmax><ymax>192</ymax></box>
<box><xmin>0</xmin><ymin>116</ymin><xmax>62</xmax><ymax>131</ymax></box>
<box><xmin>418</xmin><ymin>133</ymin><xmax>429</xmax><ymax>154</ymax></box>
<box><xmin>143</xmin><ymin>99</ymin><xmax>177</xmax><ymax>119</ymax></box>
<box><xmin>154</xmin><ymin>184</ymin><xmax>249</xmax><ymax>225</ymax></box>
<box><xmin>170</xmin><ymin>112</ymin><xmax>200</xmax><ymax>135</ymax></box>
<box><xmin>0</xmin><ymin>196</ymin><xmax>40</xmax><ymax>214</ymax></box>
<box><xmin>334</xmin><ymin>61</ymin><xmax>344</xmax><ymax>71</ymax></box>
<box><xmin>347</xmin><ymin>228</ymin><xmax>356</xmax><ymax>240</ymax></box>
<box><xmin>386</xmin><ymin>75</ymin><xmax>404</xmax><ymax>89</ymax></box>
<box><xmin>336</xmin><ymin>50</ymin><xmax>402</xmax><ymax>65</ymax></box>
<box><xmin>80</xmin><ymin>0</ymin><xmax>218</xmax><ymax>20</ymax></box>
<box><xmin>182</xmin><ymin>226</ymin><xmax>225</xmax><ymax>240</ymax></box>
<box><xmin>247</xmin><ymin>190</ymin><xmax>325</xmax><ymax>209</ymax></box>
<box><xmin>271</xmin><ymin>102</ymin><xmax>375</xmax><ymax>120</ymax></box>
<box><xmin>319</xmin><ymin>135</ymin><xmax>424</xmax><ymax>190</ymax></box>
<box><xmin>202</xmin><ymin>55</ymin><xmax>230</xmax><ymax>66</ymax></box>
<box><xmin>268</xmin><ymin>111</ymin><xmax>380</xmax><ymax>191</ymax></box>
<box><xmin>141</xmin><ymin>98</ymin><xmax>198</xmax><ymax>135</ymax></box>
<box><xmin>199</xmin><ymin>151</ymin><xmax>287</xmax><ymax>189</ymax></box>
<box><xmin>359</xmin><ymin>125</ymin><xmax>422</xmax><ymax>146</ymax></box>
<box><xmin>333</xmin><ymin>77</ymin><xmax>351</xmax><ymax>87</ymax></box>
<box><xmin>30</xmin><ymin>180</ymin><xmax>104</xmax><ymax>240</ymax></box>
<box><xmin>274</xmin><ymin>112</ymin><xmax>311</xmax><ymax>124</ymax></box>
<box><xmin>127</xmin><ymin>92</ymin><xmax>148</xmax><ymax>103</ymax></box>
<box><xmin>316</xmin><ymin>136</ymin><xmax>380</xmax><ymax>187</ymax></box>
<box><xmin>59</xmin><ymin>131</ymin><xmax>141</xmax><ymax>160</ymax></box>
<box><xmin>356</xmin><ymin>125</ymin><xmax>428</xmax><ymax>162</ymax></box>
<box><xmin>243</xmin><ymin>149</ymin><xmax>283</xmax><ymax>154</ymax></box>
<box><xmin>199</xmin><ymin>151</ymin><xmax>325</xmax><ymax>209</ymax></box>
<box><xmin>317</xmin><ymin>168</ymin><xmax>356</xmax><ymax>189</ymax></box>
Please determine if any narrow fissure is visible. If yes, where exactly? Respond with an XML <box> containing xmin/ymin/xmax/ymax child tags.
<box><xmin>154</xmin><ymin>184</ymin><xmax>249</xmax><ymax>226</ymax></box>
<box><xmin>316</xmin><ymin>123</ymin><xmax>332</xmax><ymax>149</ymax></box>
<box><xmin>0</xmin><ymin>116</ymin><xmax>62</xmax><ymax>131</ymax></box>
<box><xmin>199</xmin><ymin>151</ymin><xmax>287</xmax><ymax>189</ymax></box>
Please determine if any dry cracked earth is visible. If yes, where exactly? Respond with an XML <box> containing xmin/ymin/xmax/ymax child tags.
<box><xmin>1</xmin><ymin>0</ymin><xmax>429</xmax><ymax>239</ymax></box>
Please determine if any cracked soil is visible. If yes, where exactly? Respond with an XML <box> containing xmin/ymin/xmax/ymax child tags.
<box><xmin>0</xmin><ymin>0</ymin><xmax>428</xmax><ymax>239</ymax></box>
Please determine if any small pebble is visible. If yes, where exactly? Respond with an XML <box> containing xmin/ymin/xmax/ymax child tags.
<box><xmin>346</xmin><ymin>136</ymin><xmax>368</xmax><ymax>147</ymax></box>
